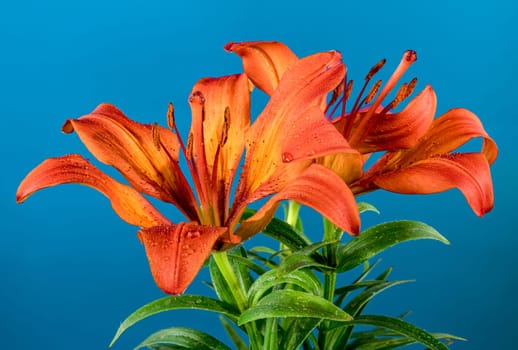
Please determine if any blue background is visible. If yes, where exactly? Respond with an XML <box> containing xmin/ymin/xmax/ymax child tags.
<box><xmin>2</xmin><ymin>0</ymin><xmax>516</xmax><ymax>349</ymax></box>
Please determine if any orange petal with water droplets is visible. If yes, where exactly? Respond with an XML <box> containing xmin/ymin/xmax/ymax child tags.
<box><xmin>359</xmin><ymin>86</ymin><xmax>437</xmax><ymax>153</ymax></box>
<box><xmin>188</xmin><ymin>74</ymin><xmax>250</xmax><ymax>217</ymax></box>
<box><xmin>63</xmin><ymin>103</ymin><xmax>199</xmax><ymax>220</ymax></box>
<box><xmin>406</xmin><ymin>108</ymin><xmax>498</xmax><ymax>164</ymax></box>
<box><xmin>234</xmin><ymin>51</ymin><xmax>349</xmax><ymax>203</ymax></box>
<box><xmin>235</xmin><ymin>164</ymin><xmax>360</xmax><ymax>242</ymax></box>
<box><xmin>16</xmin><ymin>154</ymin><xmax>170</xmax><ymax>228</ymax></box>
<box><xmin>138</xmin><ymin>223</ymin><xmax>226</xmax><ymax>294</ymax></box>
<box><xmin>225</xmin><ymin>41</ymin><xmax>298</xmax><ymax>95</ymax></box>
<box><xmin>373</xmin><ymin>153</ymin><xmax>494</xmax><ymax>217</ymax></box>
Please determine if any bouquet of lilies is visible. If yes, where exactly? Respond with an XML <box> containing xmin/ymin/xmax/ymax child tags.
<box><xmin>17</xmin><ymin>41</ymin><xmax>497</xmax><ymax>349</ymax></box>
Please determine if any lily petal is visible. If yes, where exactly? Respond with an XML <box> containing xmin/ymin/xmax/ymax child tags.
<box><xmin>224</xmin><ymin>41</ymin><xmax>298</xmax><ymax>95</ymax></box>
<box><xmin>138</xmin><ymin>223</ymin><xmax>226</xmax><ymax>294</ymax></box>
<box><xmin>372</xmin><ymin>153</ymin><xmax>494</xmax><ymax>216</ymax></box>
<box><xmin>234</xmin><ymin>50</ymin><xmax>350</xmax><ymax>204</ymax></box>
<box><xmin>188</xmin><ymin>74</ymin><xmax>250</xmax><ymax>219</ymax></box>
<box><xmin>63</xmin><ymin>103</ymin><xmax>199</xmax><ymax>220</ymax></box>
<box><xmin>236</xmin><ymin>164</ymin><xmax>360</xmax><ymax>241</ymax></box>
<box><xmin>402</xmin><ymin>108</ymin><xmax>498</xmax><ymax>165</ymax></box>
<box><xmin>16</xmin><ymin>154</ymin><xmax>170</xmax><ymax>227</ymax></box>
<box><xmin>318</xmin><ymin>151</ymin><xmax>364</xmax><ymax>184</ymax></box>
<box><xmin>358</xmin><ymin>86</ymin><xmax>437</xmax><ymax>153</ymax></box>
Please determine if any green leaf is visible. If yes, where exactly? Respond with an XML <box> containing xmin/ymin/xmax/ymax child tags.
<box><xmin>242</xmin><ymin>209</ymin><xmax>312</xmax><ymax>250</ymax></box>
<box><xmin>345</xmin><ymin>280</ymin><xmax>413</xmax><ymax>317</ymax></box>
<box><xmin>238</xmin><ymin>290</ymin><xmax>352</xmax><ymax>325</ymax></box>
<box><xmin>281</xmin><ymin>318</ymin><xmax>322</xmax><ymax>350</ymax></box>
<box><xmin>109</xmin><ymin>295</ymin><xmax>239</xmax><ymax>347</ymax></box>
<box><xmin>347</xmin><ymin>332</ymin><xmax>465</xmax><ymax>349</ymax></box>
<box><xmin>135</xmin><ymin>327</ymin><xmax>231</xmax><ymax>350</ymax></box>
<box><xmin>219</xmin><ymin>316</ymin><xmax>248</xmax><ymax>350</ymax></box>
<box><xmin>248</xmin><ymin>269</ymin><xmax>323</xmax><ymax>305</ymax></box>
<box><xmin>226</xmin><ymin>253</ymin><xmax>267</xmax><ymax>276</ymax></box>
<box><xmin>337</xmin><ymin>221</ymin><xmax>449</xmax><ymax>272</ymax></box>
<box><xmin>357</xmin><ymin>202</ymin><xmax>380</xmax><ymax>215</ymax></box>
<box><xmin>209</xmin><ymin>257</ymin><xmax>238</xmax><ymax>307</ymax></box>
<box><xmin>228</xmin><ymin>249</ymin><xmax>255</xmax><ymax>293</ymax></box>
<box><xmin>341</xmin><ymin>315</ymin><xmax>450</xmax><ymax>350</ymax></box>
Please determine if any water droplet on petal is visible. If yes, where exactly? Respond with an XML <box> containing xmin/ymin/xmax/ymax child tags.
<box><xmin>282</xmin><ymin>152</ymin><xmax>294</xmax><ymax>163</ymax></box>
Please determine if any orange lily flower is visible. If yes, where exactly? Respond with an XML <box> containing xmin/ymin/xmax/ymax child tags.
<box><xmin>229</xmin><ymin>42</ymin><xmax>498</xmax><ymax>217</ymax></box>
<box><xmin>16</xmin><ymin>45</ymin><xmax>360</xmax><ymax>294</ymax></box>
<box><xmin>322</xmin><ymin>51</ymin><xmax>497</xmax><ymax>217</ymax></box>
<box><xmin>350</xmin><ymin>107</ymin><xmax>498</xmax><ymax>216</ymax></box>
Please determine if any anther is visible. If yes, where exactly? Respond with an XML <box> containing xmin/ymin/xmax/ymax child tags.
<box><xmin>391</xmin><ymin>82</ymin><xmax>409</xmax><ymax>110</ymax></box>
<box><xmin>344</xmin><ymin>80</ymin><xmax>353</xmax><ymax>101</ymax></box>
<box><xmin>152</xmin><ymin>123</ymin><xmax>161</xmax><ymax>151</ymax></box>
<box><xmin>366</xmin><ymin>58</ymin><xmax>386</xmax><ymax>80</ymax></box>
<box><xmin>405</xmin><ymin>77</ymin><xmax>418</xmax><ymax>99</ymax></box>
<box><xmin>167</xmin><ymin>102</ymin><xmax>175</xmax><ymax>130</ymax></box>
<box><xmin>329</xmin><ymin>79</ymin><xmax>345</xmax><ymax>107</ymax></box>
<box><xmin>365</xmin><ymin>80</ymin><xmax>382</xmax><ymax>104</ymax></box>
<box><xmin>220</xmin><ymin>107</ymin><xmax>230</xmax><ymax>146</ymax></box>
<box><xmin>186</xmin><ymin>132</ymin><xmax>193</xmax><ymax>160</ymax></box>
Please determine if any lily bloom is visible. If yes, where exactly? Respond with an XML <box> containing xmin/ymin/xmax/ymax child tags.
<box><xmin>322</xmin><ymin>51</ymin><xmax>498</xmax><ymax>216</ymax></box>
<box><xmin>350</xmin><ymin>107</ymin><xmax>498</xmax><ymax>216</ymax></box>
<box><xmin>16</xmin><ymin>46</ymin><xmax>360</xmax><ymax>294</ymax></box>
<box><xmin>229</xmin><ymin>41</ymin><xmax>498</xmax><ymax>216</ymax></box>
<box><xmin>321</xmin><ymin>51</ymin><xmax>497</xmax><ymax>216</ymax></box>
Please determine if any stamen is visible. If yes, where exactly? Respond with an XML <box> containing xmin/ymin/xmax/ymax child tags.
<box><xmin>365</xmin><ymin>80</ymin><xmax>382</xmax><ymax>104</ymax></box>
<box><xmin>366</xmin><ymin>58</ymin><xmax>386</xmax><ymax>80</ymax></box>
<box><xmin>344</xmin><ymin>80</ymin><xmax>353</xmax><ymax>101</ymax></box>
<box><xmin>186</xmin><ymin>132</ymin><xmax>193</xmax><ymax>161</ymax></box>
<box><xmin>348</xmin><ymin>50</ymin><xmax>418</xmax><ymax>147</ymax></box>
<box><xmin>328</xmin><ymin>79</ymin><xmax>345</xmax><ymax>107</ymax></box>
<box><xmin>167</xmin><ymin>102</ymin><xmax>175</xmax><ymax>131</ymax></box>
<box><xmin>152</xmin><ymin>123</ymin><xmax>161</xmax><ymax>151</ymax></box>
<box><xmin>220</xmin><ymin>107</ymin><xmax>230</xmax><ymax>147</ymax></box>
<box><xmin>390</xmin><ymin>82</ymin><xmax>409</xmax><ymax>110</ymax></box>
<box><xmin>405</xmin><ymin>77</ymin><xmax>418</xmax><ymax>99</ymax></box>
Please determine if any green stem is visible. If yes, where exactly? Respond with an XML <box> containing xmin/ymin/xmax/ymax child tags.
<box><xmin>212</xmin><ymin>251</ymin><xmax>262</xmax><ymax>350</ymax></box>
<box><xmin>285</xmin><ymin>200</ymin><xmax>301</xmax><ymax>228</ymax></box>
<box><xmin>319</xmin><ymin>218</ymin><xmax>340</xmax><ymax>349</ymax></box>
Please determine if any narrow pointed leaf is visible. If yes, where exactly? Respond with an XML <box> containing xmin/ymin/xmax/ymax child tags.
<box><xmin>358</xmin><ymin>202</ymin><xmax>380</xmax><ymax>214</ymax></box>
<box><xmin>336</xmin><ymin>221</ymin><xmax>449</xmax><ymax>272</ymax></box>
<box><xmin>346</xmin><ymin>280</ymin><xmax>413</xmax><ymax>316</ymax></box>
<box><xmin>109</xmin><ymin>295</ymin><xmax>238</xmax><ymax>347</ymax></box>
<box><xmin>209</xmin><ymin>258</ymin><xmax>238</xmax><ymax>307</ymax></box>
<box><xmin>248</xmin><ymin>269</ymin><xmax>322</xmax><ymax>306</ymax></box>
<box><xmin>135</xmin><ymin>327</ymin><xmax>231</xmax><ymax>350</ymax></box>
<box><xmin>340</xmin><ymin>315</ymin><xmax>450</xmax><ymax>350</ymax></box>
<box><xmin>347</xmin><ymin>332</ymin><xmax>465</xmax><ymax>349</ymax></box>
<box><xmin>281</xmin><ymin>317</ymin><xmax>322</xmax><ymax>350</ymax></box>
<box><xmin>238</xmin><ymin>290</ymin><xmax>352</xmax><ymax>325</ymax></box>
<box><xmin>241</xmin><ymin>209</ymin><xmax>312</xmax><ymax>250</ymax></box>
<box><xmin>219</xmin><ymin>316</ymin><xmax>248</xmax><ymax>350</ymax></box>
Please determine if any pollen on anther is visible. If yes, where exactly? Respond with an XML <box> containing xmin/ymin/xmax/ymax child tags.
<box><xmin>391</xmin><ymin>83</ymin><xmax>409</xmax><ymax>109</ymax></box>
<box><xmin>405</xmin><ymin>77</ymin><xmax>418</xmax><ymax>98</ymax></box>
<box><xmin>152</xmin><ymin>123</ymin><xmax>161</xmax><ymax>151</ymax></box>
<box><xmin>220</xmin><ymin>107</ymin><xmax>230</xmax><ymax>146</ymax></box>
<box><xmin>366</xmin><ymin>59</ymin><xmax>386</xmax><ymax>80</ymax></box>
<box><xmin>365</xmin><ymin>80</ymin><xmax>382</xmax><ymax>104</ymax></box>
<box><xmin>167</xmin><ymin>102</ymin><xmax>175</xmax><ymax>130</ymax></box>
<box><xmin>329</xmin><ymin>79</ymin><xmax>344</xmax><ymax>106</ymax></box>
